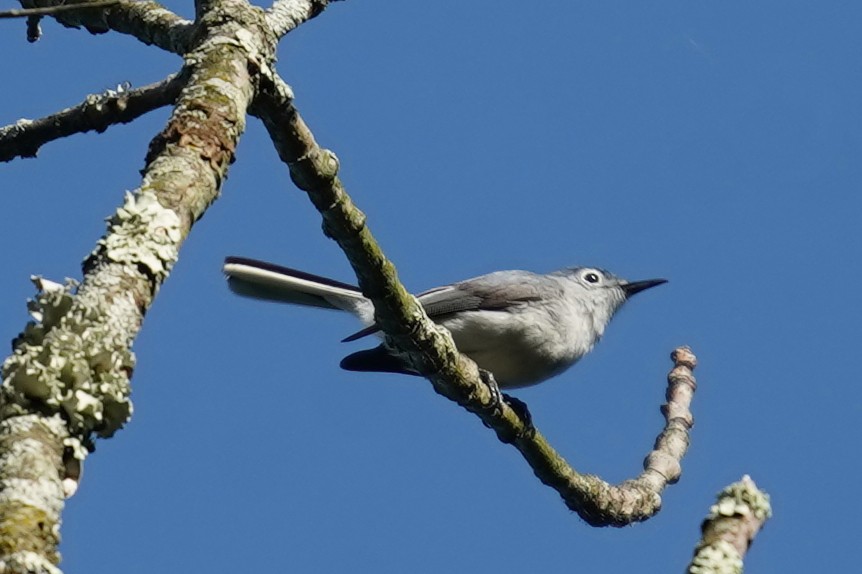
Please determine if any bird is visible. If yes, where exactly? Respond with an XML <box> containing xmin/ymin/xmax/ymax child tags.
<box><xmin>222</xmin><ymin>256</ymin><xmax>666</xmax><ymax>389</ymax></box>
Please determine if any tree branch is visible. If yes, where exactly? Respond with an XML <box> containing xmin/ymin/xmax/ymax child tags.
<box><xmin>16</xmin><ymin>0</ymin><xmax>193</xmax><ymax>51</ymax></box>
<box><xmin>250</xmin><ymin>73</ymin><xmax>698</xmax><ymax>526</ymax></box>
<box><xmin>0</xmin><ymin>73</ymin><xmax>184</xmax><ymax>162</ymax></box>
<box><xmin>0</xmin><ymin>415</ymin><xmax>66</xmax><ymax>574</ymax></box>
<box><xmin>688</xmin><ymin>475</ymin><xmax>772</xmax><ymax>573</ymax></box>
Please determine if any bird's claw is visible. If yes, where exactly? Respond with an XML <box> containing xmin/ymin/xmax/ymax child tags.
<box><xmin>478</xmin><ymin>370</ymin><xmax>535</xmax><ymax>440</ymax></box>
<box><xmin>479</xmin><ymin>369</ymin><xmax>504</xmax><ymax>410</ymax></box>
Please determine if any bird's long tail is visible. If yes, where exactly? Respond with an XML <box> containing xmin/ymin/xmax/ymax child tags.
<box><xmin>223</xmin><ymin>256</ymin><xmax>370</xmax><ymax>317</ymax></box>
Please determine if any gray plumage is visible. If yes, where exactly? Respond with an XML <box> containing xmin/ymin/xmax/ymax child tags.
<box><xmin>223</xmin><ymin>256</ymin><xmax>666</xmax><ymax>388</ymax></box>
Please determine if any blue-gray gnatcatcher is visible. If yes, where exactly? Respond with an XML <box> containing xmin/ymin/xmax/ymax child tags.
<box><xmin>223</xmin><ymin>257</ymin><xmax>666</xmax><ymax>389</ymax></box>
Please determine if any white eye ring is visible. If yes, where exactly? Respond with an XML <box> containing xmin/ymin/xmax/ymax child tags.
<box><xmin>584</xmin><ymin>271</ymin><xmax>600</xmax><ymax>284</ymax></box>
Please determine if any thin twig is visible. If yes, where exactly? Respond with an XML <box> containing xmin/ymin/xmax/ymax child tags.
<box><xmin>0</xmin><ymin>72</ymin><xmax>184</xmax><ymax>162</ymax></box>
<box><xmin>0</xmin><ymin>0</ymin><xmax>119</xmax><ymax>19</ymax></box>
<box><xmin>507</xmin><ymin>346</ymin><xmax>697</xmax><ymax>526</ymax></box>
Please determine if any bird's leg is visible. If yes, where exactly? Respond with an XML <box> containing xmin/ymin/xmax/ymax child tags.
<box><xmin>478</xmin><ymin>370</ymin><xmax>535</xmax><ymax>439</ymax></box>
<box><xmin>478</xmin><ymin>369</ymin><xmax>504</xmax><ymax>410</ymax></box>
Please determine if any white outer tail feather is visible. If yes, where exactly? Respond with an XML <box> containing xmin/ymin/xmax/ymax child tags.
<box><xmin>223</xmin><ymin>259</ymin><xmax>373</xmax><ymax>321</ymax></box>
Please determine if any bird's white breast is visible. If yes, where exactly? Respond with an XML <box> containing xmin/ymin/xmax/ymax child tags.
<box><xmin>439</xmin><ymin>298</ymin><xmax>598</xmax><ymax>388</ymax></box>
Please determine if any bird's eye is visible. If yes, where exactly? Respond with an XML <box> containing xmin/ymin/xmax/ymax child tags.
<box><xmin>584</xmin><ymin>272</ymin><xmax>600</xmax><ymax>284</ymax></box>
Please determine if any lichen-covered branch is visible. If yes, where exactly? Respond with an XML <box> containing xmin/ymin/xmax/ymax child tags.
<box><xmin>17</xmin><ymin>0</ymin><xmax>193</xmax><ymax>50</ymax></box>
<box><xmin>0</xmin><ymin>0</ymin><xmax>274</xmax><ymax>569</ymax></box>
<box><xmin>251</xmin><ymin>74</ymin><xmax>698</xmax><ymax>526</ymax></box>
<box><xmin>688</xmin><ymin>475</ymin><xmax>772</xmax><ymax>574</ymax></box>
<box><xmin>0</xmin><ymin>74</ymin><xmax>184</xmax><ymax>162</ymax></box>
<box><xmin>265</xmin><ymin>0</ymin><xmax>339</xmax><ymax>38</ymax></box>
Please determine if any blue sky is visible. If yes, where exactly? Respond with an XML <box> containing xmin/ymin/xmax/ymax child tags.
<box><xmin>1</xmin><ymin>1</ymin><xmax>859</xmax><ymax>571</ymax></box>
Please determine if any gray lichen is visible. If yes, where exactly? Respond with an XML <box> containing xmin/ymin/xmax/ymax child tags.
<box><xmin>97</xmin><ymin>189</ymin><xmax>182</xmax><ymax>281</ymax></box>
<box><xmin>1</xmin><ymin>277</ymin><xmax>134</xmax><ymax>445</ymax></box>
<box><xmin>689</xmin><ymin>540</ymin><xmax>743</xmax><ymax>574</ymax></box>
<box><xmin>709</xmin><ymin>475</ymin><xmax>772</xmax><ymax>522</ymax></box>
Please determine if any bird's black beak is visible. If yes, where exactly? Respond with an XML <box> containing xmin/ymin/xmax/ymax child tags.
<box><xmin>622</xmin><ymin>278</ymin><xmax>668</xmax><ymax>297</ymax></box>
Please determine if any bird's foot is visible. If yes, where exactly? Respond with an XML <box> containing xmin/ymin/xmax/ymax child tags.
<box><xmin>479</xmin><ymin>369</ymin><xmax>504</xmax><ymax>410</ymax></box>
<box><xmin>501</xmin><ymin>393</ymin><xmax>534</xmax><ymax>438</ymax></box>
<box><xmin>478</xmin><ymin>370</ymin><xmax>535</xmax><ymax>440</ymax></box>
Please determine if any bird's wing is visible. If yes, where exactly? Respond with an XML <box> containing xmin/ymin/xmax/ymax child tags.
<box><xmin>342</xmin><ymin>271</ymin><xmax>546</xmax><ymax>342</ymax></box>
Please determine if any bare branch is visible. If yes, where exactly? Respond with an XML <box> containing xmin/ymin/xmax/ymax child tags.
<box><xmin>688</xmin><ymin>476</ymin><xmax>772</xmax><ymax>573</ymax></box>
<box><xmin>17</xmin><ymin>0</ymin><xmax>193</xmax><ymax>52</ymax></box>
<box><xmin>501</xmin><ymin>346</ymin><xmax>697</xmax><ymax>526</ymax></box>
<box><xmin>0</xmin><ymin>0</ymin><xmax>118</xmax><ymax>19</ymax></box>
<box><xmin>265</xmin><ymin>0</ymin><xmax>340</xmax><ymax>38</ymax></box>
<box><xmin>0</xmin><ymin>74</ymin><xmax>184</xmax><ymax>162</ymax></box>
<box><xmin>251</xmin><ymin>73</ymin><xmax>698</xmax><ymax>526</ymax></box>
